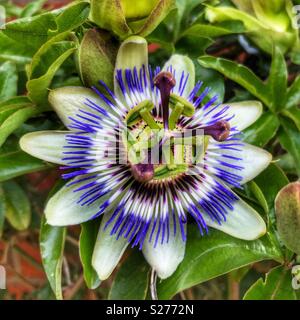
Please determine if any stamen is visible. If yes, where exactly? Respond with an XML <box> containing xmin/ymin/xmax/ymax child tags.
<box><xmin>201</xmin><ymin>120</ymin><xmax>231</xmax><ymax>142</ymax></box>
<box><xmin>154</xmin><ymin>71</ymin><xmax>176</xmax><ymax>130</ymax></box>
<box><xmin>131</xmin><ymin>163</ymin><xmax>154</xmax><ymax>183</ymax></box>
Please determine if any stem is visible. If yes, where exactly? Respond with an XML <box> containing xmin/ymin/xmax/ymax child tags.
<box><xmin>150</xmin><ymin>269</ymin><xmax>158</xmax><ymax>300</ymax></box>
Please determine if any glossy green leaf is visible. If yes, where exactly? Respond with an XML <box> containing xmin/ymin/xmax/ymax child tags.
<box><xmin>181</xmin><ymin>22</ymin><xmax>245</xmax><ymax>39</ymax></box>
<box><xmin>286</xmin><ymin>75</ymin><xmax>300</xmax><ymax>109</ymax></box>
<box><xmin>20</xmin><ymin>0</ymin><xmax>47</xmax><ymax>18</ymax></box>
<box><xmin>40</xmin><ymin>216</ymin><xmax>66</xmax><ymax>300</ymax></box>
<box><xmin>244</xmin><ymin>265</ymin><xmax>297</xmax><ymax>300</ymax></box>
<box><xmin>279</xmin><ymin>117</ymin><xmax>300</xmax><ymax>176</ymax></box>
<box><xmin>108</xmin><ymin>250</ymin><xmax>150</xmax><ymax>300</ymax></box>
<box><xmin>0</xmin><ymin>1</ymin><xmax>89</xmax><ymax>65</ymax></box>
<box><xmin>78</xmin><ymin>29</ymin><xmax>117</xmax><ymax>89</ymax></box>
<box><xmin>0</xmin><ymin>61</ymin><xmax>18</xmax><ymax>100</ymax></box>
<box><xmin>79</xmin><ymin>220</ymin><xmax>101</xmax><ymax>290</ymax></box>
<box><xmin>174</xmin><ymin>0</ymin><xmax>206</xmax><ymax>35</ymax></box>
<box><xmin>176</xmin><ymin>36</ymin><xmax>213</xmax><ymax>58</ymax></box>
<box><xmin>195</xmin><ymin>63</ymin><xmax>225</xmax><ymax>102</ymax></box>
<box><xmin>0</xmin><ymin>185</ymin><xmax>5</xmax><ymax>238</ymax></box>
<box><xmin>0</xmin><ymin>105</ymin><xmax>39</xmax><ymax>148</ymax></box>
<box><xmin>276</xmin><ymin>153</ymin><xmax>296</xmax><ymax>175</ymax></box>
<box><xmin>267</xmin><ymin>46</ymin><xmax>287</xmax><ymax>111</ymax></box>
<box><xmin>248</xmin><ymin>181</ymin><xmax>269</xmax><ymax>214</ymax></box>
<box><xmin>254</xmin><ymin>163</ymin><xmax>289</xmax><ymax>210</ymax></box>
<box><xmin>27</xmin><ymin>44</ymin><xmax>76</xmax><ymax>105</ymax></box>
<box><xmin>157</xmin><ymin>226</ymin><xmax>283</xmax><ymax>299</ymax></box>
<box><xmin>198</xmin><ymin>56</ymin><xmax>270</xmax><ymax>107</ymax></box>
<box><xmin>2</xmin><ymin>181</ymin><xmax>31</xmax><ymax>231</ymax></box>
<box><xmin>0</xmin><ymin>97</ymin><xmax>32</xmax><ymax>126</ymax></box>
<box><xmin>243</xmin><ymin>112</ymin><xmax>280</xmax><ymax>147</ymax></box>
<box><xmin>0</xmin><ymin>150</ymin><xmax>49</xmax><ymax>182</ymax></box>
<box><xmin>282</xmin><ymin>107</ymin><xmax>300</xmax><ymax>131</ymax></box>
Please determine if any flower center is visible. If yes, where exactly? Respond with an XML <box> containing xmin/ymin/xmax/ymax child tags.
<box><xmin>125</xmin><ymin>71</ymin><xmax>230</xmax><ymax>183</ymax></box>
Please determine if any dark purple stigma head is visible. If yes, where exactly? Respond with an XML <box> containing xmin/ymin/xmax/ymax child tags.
<box><xmin>131</xmin><ymin>163</ymin><xmax>154</xmax><ymax>183</ymax></box>
<box><xmin>202</xmin><ymin>120</ymin><xmax>231</xmax><ymax>142</ymax></box>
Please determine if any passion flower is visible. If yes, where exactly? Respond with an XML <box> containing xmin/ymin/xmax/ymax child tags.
<box><xmin>20</xmin><ymin>36</ymin><xmax>270</xmax><ymax>280</ymax></box>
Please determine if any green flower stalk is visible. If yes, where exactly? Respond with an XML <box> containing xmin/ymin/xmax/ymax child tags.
<box><xmin>205</xmin><ymin>0</ymin><xmax>300</xmax><ymax>59</ymax></box>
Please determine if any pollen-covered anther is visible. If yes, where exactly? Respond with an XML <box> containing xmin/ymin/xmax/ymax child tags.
<box><xmin>131</xmin><ymin>163</ymin><xmax>154</xmax><ymax>183</ymax></box>
<box><xmin>153</xmin><ymin>71</ymin><xmax>176</xmax><ymax>129</ymax></box>
<box><xmin>202</xmin><ymin>120</ymin><xmax>231</xmax><ymax>142</ymax></box>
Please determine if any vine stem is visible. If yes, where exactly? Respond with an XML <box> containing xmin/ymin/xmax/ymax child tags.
<box><xmin>150</xmin><ymin>269</ymin><xmax>158</xmax><ymax>300</ymax></box>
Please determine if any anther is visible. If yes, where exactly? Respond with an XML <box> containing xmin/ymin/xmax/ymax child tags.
<box><xmin>201</xmin><ymin>120</ymin><xmax>231</xmax><ymax>142</ymax></box>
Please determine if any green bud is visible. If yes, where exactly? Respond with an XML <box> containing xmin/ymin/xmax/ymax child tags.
<box><xmin>78</xmin><ymin>29</ymin><xmax>118</xmax><ymax>89</ymax></box>
<box><xmin>90</xmin><ymin>0</ymin><xmax>176</xmax><ymax>39</ymax></box>
<box><xmin>120</xmin><ymin>0</ymin><xmax>159</xmax><ymax>19</ymax></box>
<box><xmin>275</xmin><ymin>181</ymin><xmax>300</xmax><ymax>255</ymax></box>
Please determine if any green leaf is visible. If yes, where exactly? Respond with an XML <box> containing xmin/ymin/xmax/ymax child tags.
<box><xmin>0</xmin><ymin>61</ymin><xmax>18</xmax><ymax>100</ymax></box>
<box><xmin>108</xmin><ymin>250</ymin><xmax>150</xmax><ymax>300</ymax></box>
<box><xmin>0</xmin><ymin>1</ymin><xmax>89</xmax><ymax>65</ymax></box>
<box><xmin>157</xmin><ymin>226</ymin><xmax>283</xmax><ymax>299</ymax></box>
<box><xmin>40</xmin><ymin>216</ymin><xmax>66</xmax><ymax>300</ymax></box>
<box><xmin>198</xmin><ymin>55</ymin><xmax>270</xmax><ymax>107</ymax></box>
<box><xmin>0</xmin><ymin>105</ymin><xmax>39</xmax><ymax>148</ymax></box>
<box><xmin>276</xmin><ymin>153</ymin><xmax>296</xmax><ymax>175</ymax></box>
<box><xmin>0</xmin><ymin>185</ymin><xmax>5</xmax><ymax>238</ymax></box>
<box><xmin>195</xmin><ymin>62</ymin><xmax>225</xmax><ymax>102</ymax></box>
<box><xmin>176</xmin><ymin>36</ymin><xmax>213</xmax><ymax>58</ymax></box>
<box><xmin>79</xmin><ymin>220</ymin><xmax>101</xmax><ymax>290</ymax></box>
<box><xmin>267</xmin><ymin>46</ymin><xmax>287</xmax><ymax>111</ymax></box>
<box><xmin>27</xmin><ymin>43</ymin><xmax>76</xmax><ymax>105</ymax></box>
<box><xmin>180</xmin><ymin>22</ymin><xmax>245</xmax><ymax>39</ymax></box>
<box><xmin>0</xmin><ymin>150</ymin><xmax>49</xmax><ymax>182</ymax></box>
<box><xmin>20</xmin><ymin>0</ymin><xmax>47</xmax><ymax>18</ymax></box>
<box><xmin>78</xmin><ymin>29</ymin><xmax>117</xmax><ymax>89</ymax></box>
<box><xmin>174</xmin><ymin>0</ymin><xmax>207</xmax><ymax>35</ymax></box>
<box><xmin>286</xmin><ymin>75</ymin><xmax>300</xmax><ymax>109</ymax></box>
<box><xmin>248</xmin><ymin>181</ymin><xmax>269</xmax><ymax>214</ymax></box>
<box><xmin>2</xmin><ymin>181</ymin><xmax>31</xmax><ymax>231</ymax></box>
<box><xmin>279</xmin><ymin>117</ymin><xmax>300</xmax><ymax>176</ymax></box>
<box><xmin>282</xmin><ymin>106</ymin><xmax>300</xmax><ymax>131</ymax></box>
<box><xmin>244</xmin><ymin>265</ymin><xmax>297</xmax><ymax>300</ymax></box>
<box><xmin>254</xmin><ymin>163</ymin><xmax>289</xmax><ymax>210</ymax></box>
<box><xmin>243</xmin><ymin>112</ymin><xmax>280</xmax><ymax>147</ymax></box>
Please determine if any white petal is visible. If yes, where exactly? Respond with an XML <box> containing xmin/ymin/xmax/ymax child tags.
<box><xmin>239</xmin><ymin>144</ymin><xmax>272</xmax><ymax>183</ymax></box>
<box><xmin>205</xmin><ymin>196</ymin><xmax>266</xmax><ymax>240</ymax></box>
<box><xmin>20</xmin><ymin>131</ymin><xmax>68</xmax><ymax>165</ymax></box>
<box><xmin>224</xmin><ymin>101</ymin><xmax>263</xmax><ymax>131</ymax></box>
<box><xmin>114</xmin><ymin>36</ymin><xmax>148</xmax><ymax>103</ymax></box>
<box><xmin>45</xmin><ymin>178</ymin><xmax>106</xmax><ymax>226</ymax></box>
<box><xmin>142</xmin><ymin>220</ymin><xmax>186</xmax><ymax>279</ymax></box>
<box><xmin>49</xmin><ymin>86</ymin><xmax>102</xmax><ymax>129</ymax></box>
<box><xmin>208</xmin><ymin>142</ymin><xmax>272</xmax><ymax>185</ymax></box>
<box><xmin>92</xmin><ymin>213</ymin><xmax>129</xmax><ymax>280</ymax></box>
<box><xmin>163</xmin><ymin>54</ymin><xmax>195</xmax><ymax>98</ymax></box>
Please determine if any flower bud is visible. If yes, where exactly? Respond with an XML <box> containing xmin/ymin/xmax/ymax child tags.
<box><xmin>78</xmin><ymin>29</ymin><xmax>118</xmax><ymax>89</ymax></box>
<box><xmin>90</xmin><ymin>0</ymin><xmax>176</xmax><ymax>39</ymax></box>
<box><xmin>120</xmin><ymin>0</ymin><xmax>159</xmax><ymax>19</ymax></box>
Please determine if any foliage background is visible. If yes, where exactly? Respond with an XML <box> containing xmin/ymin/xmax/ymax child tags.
<box><xmin>0</xmin><ymin>0</ymin><xmax>299</xmax><ymax>300</ymax></box>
